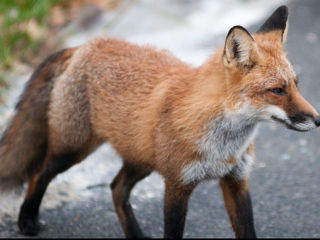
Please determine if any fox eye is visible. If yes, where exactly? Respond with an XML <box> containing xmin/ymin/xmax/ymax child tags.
<box><xmin>269</xmin><ymin>88</ymin><xmax>286</xmax><ymax>96</ymax></box>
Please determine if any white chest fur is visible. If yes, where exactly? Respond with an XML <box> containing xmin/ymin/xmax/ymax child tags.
<box><xmin>180</xmin><ymin>108</ymin><xmax>258</xmax><ymax>185</ymax></box>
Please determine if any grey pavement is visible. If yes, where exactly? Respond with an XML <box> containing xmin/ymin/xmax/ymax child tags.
<box><xmin>0</xmin><ymin>0</ymin><xmax>320</xmax><ymax>238</ymax></box>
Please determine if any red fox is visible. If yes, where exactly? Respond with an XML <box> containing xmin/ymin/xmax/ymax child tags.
<box><xmin>0</xmin><ymin>5</ymin><xmax>318</xmax><ymax>238</ymax></box>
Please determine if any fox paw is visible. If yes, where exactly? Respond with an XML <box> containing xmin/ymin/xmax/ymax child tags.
<box><xmin>18</xmin><ymin>215</ymin><xmax>40</xmax><ymax>236</ymax></box>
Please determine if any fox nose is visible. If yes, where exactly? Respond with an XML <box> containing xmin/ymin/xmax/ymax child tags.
<box><xmin>314</xmin><ymin>116</ymin><xmax>320</xmax><ymax>127</ymax></box>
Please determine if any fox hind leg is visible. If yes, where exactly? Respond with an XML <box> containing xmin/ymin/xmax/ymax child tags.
<box><xmin>111</xmin><ymin>163</ymin><xmax>152</xmax><ymax>238</ymax></box>
<box><xmin>18</xmin><ymin>151</ymin><xmax>83</xmax><ymax>236</ymax></box>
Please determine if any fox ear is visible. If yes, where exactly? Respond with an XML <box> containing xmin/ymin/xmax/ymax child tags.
<box><xmin>223</xmin><ymin>26</ymin><xmax>256</xmax><ymax>70</ymax></box>
<box><xmin>256</xmin><ymin>5</ymin><xmax>289</xmax><ymax>43</ymax></box>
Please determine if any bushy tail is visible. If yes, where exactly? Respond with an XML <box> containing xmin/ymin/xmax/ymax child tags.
<box><xmin>0</xmin><ymin>48</ymin><xmax>76</xmax><ymax>191</ymax></box>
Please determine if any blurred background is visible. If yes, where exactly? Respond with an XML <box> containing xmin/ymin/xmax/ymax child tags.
<box><xmin>0</xmin><ymin>0</ymin><xmax>319</xmax><ymax>238</ymax></box>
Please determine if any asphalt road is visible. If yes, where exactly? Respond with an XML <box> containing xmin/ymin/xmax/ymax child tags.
<box><xmin>0</xmin><ymin>0</ymin><xmax>319</xmax><ymax>238</ymax></box>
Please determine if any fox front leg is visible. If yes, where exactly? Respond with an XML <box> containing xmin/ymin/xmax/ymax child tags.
<box><xmin>163</xmin><ymin>182</ymin><xmax>195</xmax><ymax>238</ymax></box>
<box><xmin>219</xmin><ymin>175</ymin><xmax>256</xmax><ymax>238</ymax></box>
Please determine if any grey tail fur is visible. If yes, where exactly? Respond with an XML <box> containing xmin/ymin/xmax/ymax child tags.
<box><xmin>0</xmin><ymin>48</ymin><xmax>75</xmax><ymax>191</ymax></box>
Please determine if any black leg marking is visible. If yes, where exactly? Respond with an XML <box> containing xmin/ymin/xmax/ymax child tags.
<box><xmin>111</xmin><ymin>163</ymin><xmax>152</xmax><ymax>238</ymax></box>
<box><xmin>18</xmin><ymin>152</ymin><xmax>79</xmax><ymax>236</ymax></box>
<box><xmin>163</xmin><ymin>183</ymin><xmax>194</xmax><ymax>239</ymax></box>
<box><xmin>220</xmin><ymin>176</ymin><xmax>256</xmax><ymax>239</ymax></box>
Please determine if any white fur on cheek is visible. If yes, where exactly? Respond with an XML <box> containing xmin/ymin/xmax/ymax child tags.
<box><xmin>261</xmin><ymin>105</ymin><xmax>289</xmax><ymax>122</ymax></box>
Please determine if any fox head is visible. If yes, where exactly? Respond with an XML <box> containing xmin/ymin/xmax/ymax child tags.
<box><xmin>222</xmin><ymin>5</ymin><xmax>320</xmax><ymax>131</ymax></box>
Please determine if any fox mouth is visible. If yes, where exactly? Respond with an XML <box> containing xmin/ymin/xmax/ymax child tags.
<box><xmin>271</xmin><ymin>115</ymin><xmax>312</xmax><ymax>132</ymax></box>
